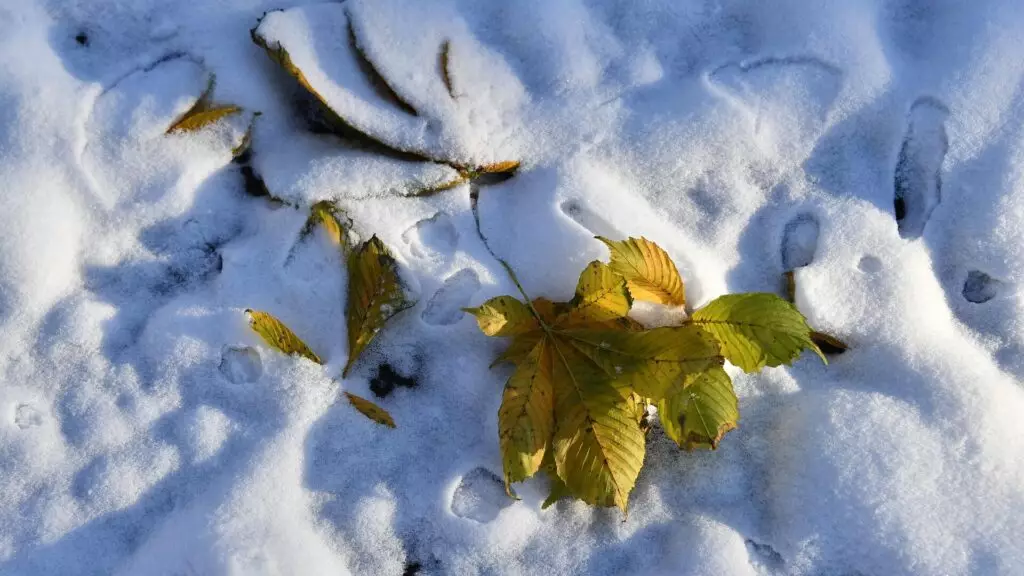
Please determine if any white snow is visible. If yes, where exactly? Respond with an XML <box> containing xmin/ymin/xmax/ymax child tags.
<box><xmin>2</xmin><ymin>0</ymin><xmax>1024</xmax><ymax>574</ymax></box>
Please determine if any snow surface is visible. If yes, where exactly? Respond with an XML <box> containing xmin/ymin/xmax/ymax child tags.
<box><xmin>1</xmin><ymin>0</ymin><xmax>1024</xmax><ymax>574</ymax></box>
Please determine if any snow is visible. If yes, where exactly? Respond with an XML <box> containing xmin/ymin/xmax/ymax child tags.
<box><xmin>1</xmin><ymin>0</ymin><xmax>1024</xmax><ymax>574</ymax></box>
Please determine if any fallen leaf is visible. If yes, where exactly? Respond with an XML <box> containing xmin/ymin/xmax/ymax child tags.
<box><xmin>344</xmin><ymin>235</ymin><xmax>415</xmax><ymax>377</ymax></box>
<box><xmin>246</xmin><ymin>309</ymin><xmax>322</xmax><ymax>364</ymax></box>
<box><xmin>345</xmin><ymin>391</ymin><xmax>396</xmax><ymax>428</ymax></box>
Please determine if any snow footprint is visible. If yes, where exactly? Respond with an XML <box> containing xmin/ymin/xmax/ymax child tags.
<box><xmin>13</xmin><ymin>404</ymin><xmax>43</xmax><ymax>429</ymax></box>
<box><xmin>450</xmin><ymin>467</ymin><xmax>511</xmax><ymax>523</ymax></box>
<box><xmin>403</xmin><ymin>212</ymin><xmax>458</xmax><ymax>261</ymax></box>
<box><xmin>560</xmin><ymin>199</ymin><xmax>619</xmax><ymax>238</ymax></box>
<box><xmin>421</xmin><ymin>269</ymin><xmax>480</xmax><ymax>326</ymax></box>
<box><xmin>962</xmin><ymin>270</ymin><xmax>1003</xmax><ymax>304</ymax></box>
<box><xmin>780</xmin><ymin>212</ymin><xmax>820</xmax><ymax>270</ymax></box>
<box><xmin>894</xmin><ymin>98</ymin><xmax>948</xmax><ymax>239</ymax></box>
<box><xmin>218</xmin><ymin>345</ymin><xmax>263</xmax><ymax>384</ymax></box>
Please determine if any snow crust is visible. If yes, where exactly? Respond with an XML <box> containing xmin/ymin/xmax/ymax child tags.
<box><xmin>1</xmin><ymin>0</ymin><xmax>1023</xmax><ymax>574</ymax></box>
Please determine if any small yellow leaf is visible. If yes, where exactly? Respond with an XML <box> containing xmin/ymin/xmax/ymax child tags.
<box><xmin>465</xmin><ymin>296</ymin><xmax>537</xmax><ymax>337</ymax></box>
<box><xmin>344</xmin><ymin>236</ymin><xmax>414</xmax><ymax>377</ymax></box>
<box><xmin>246</xmin><ymin>309</ymin><xmax>322</xmax><ymax>364</ymax></box>
<box><xmin>565</xmin><ymin>261</ymin><xmax>632</xmax><ymax>324</ymax></box>
<box><xmin>597</xmin><ymin>236</ymin><xmax>685</xmax><ymax>307</ymax></box>
<box><xmin>478</xmin><ymin>161</ymin><xmax>520</xmax><ymax>175</ymax></box>
<box><xmin>345</xmin><ymin>392</ymin><xmax>396</xmax><ymax>428</ymax></box>
<box><xmin>167</xmin><ymin>103</ymin><xmax>243</xmax><ymax>134</ymax></box>
<box><xmin>305</xmin><ymin>201</ymin><xmax>352</xmax><ymax>252</ymax></box>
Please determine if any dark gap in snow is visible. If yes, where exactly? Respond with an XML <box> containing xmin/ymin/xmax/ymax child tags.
<box><xmin>781</xmin><ymin>212</ymin><xmax>820</xmax><ymax>270</ymax></box>
<box><xmin>894</xmin><ymin>97</ymin><xmax>948</xmax><ymax>239</ymax></box>
<box><xmin>75</xmin><ymin>32</ymin><xmax>89</xmax><ymax>47</ymax></box>
<box><xmin>369</xmin><ymin>363</ymin><xmax>418</xmax><ymax>398</ymax></box>
<box><xmin>963</xmin><ymin>270</ymin><xmax>1002</xmax><ymax>303</ymax></box>
<box><xmin>744</xmin><ymin>538</ymin><xmax>784</xmax><ymax>570</ymax></box>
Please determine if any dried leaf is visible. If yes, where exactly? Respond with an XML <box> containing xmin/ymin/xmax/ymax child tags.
<box><xmin>439</xmin><ymin>40</ymin><xmax>455</xmax><ymax>99</ymax></box>
<box><xmin>345</xmin><ymin>391</ymin><xmax>396</xmax><ymax>428</ymax></box>
<box><xmin>246</xmin><ymin>309</ymin><xmax>322</xmax><ymax>364</ymax></box>
<box><xmin>811</xmin><ymin>330</ymin><xmax>848</xmax><ymax>355</ymax></box>
<box><xmin>344</xmin><ymin>236</ymin><xmax>415</xmax><ymax>377</ymax></box>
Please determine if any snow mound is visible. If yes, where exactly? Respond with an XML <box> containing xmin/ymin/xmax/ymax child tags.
<box><xmin>1</xmin><ymin>0</ymin><xmax>1023</xmax><ymax>574</ymax></box>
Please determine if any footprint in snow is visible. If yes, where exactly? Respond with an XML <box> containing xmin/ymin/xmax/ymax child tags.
<box><xmin>560</xmin><ymin>198</ymin><xmax>619</xmax><ymax>238</ymax></box>
<box><xmin>218</xmin><ymin>345</ymin><xmax>263</xmax><ymax>384</ymax></box>
<box><xmin>894</xmin><ymin>97</ymin><xmax>948</xmax><ymax>239</ymax></box>
<box><xmin>962</xmin><ymin>270</ymin><xmax>1003</xmax><ymax>304</ymax></box>
<box><xmin>421</xmin><ymin>269</ymin><xmax>481</xmax><ymax>326</ymax></box>
<box><xmin>13</xmin><ymin>404</ymin><xmax>43</xmax><ymax>429</ymax></box>
<box><xmin>403</xmin><ymin>212</ymin><xmax>458</xmax><ymax>261</ymax></box>
<box><xmin>450</xmin><ymin>467</ymin><xmax>512</xmax><ymax>523</ymax></box>
<box><xmin>780</xmin><ymin>212</ymin><xmax>820</xmax><ymax>271</ymax></box>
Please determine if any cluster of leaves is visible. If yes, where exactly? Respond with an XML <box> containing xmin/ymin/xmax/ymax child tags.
<box><xmin>467</xmin><ymin>237</ymin><xmax>825</xmax><ymax>512</ymax></box>
<box><xmin>245</xmin><ymin>205</ymin><xmax>413</xmax><ymax>428</ymax></box>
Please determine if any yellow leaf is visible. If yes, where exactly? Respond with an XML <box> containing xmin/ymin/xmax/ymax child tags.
<box><xmin>440</xmin><ymin>39</ymin><xmax>455</xmax><ymax>99</ymax></box>
<box><xmin>304</xmin><ymin>200</ymin><xmax>352</xmax><ymax>253</ymax></box>
<box><xmin>597</xmin><ymin>236</ymin><xmax>686</xmax><ymax>307</ymax></box>
<box><xmin>565</xmin><ymin>261</ymin><xmax>632</xmax><ymax>324</ymax></box>
<box><xmin>478</xmin><ymin>161</ymin><xmax>520</xmax><ymax>175</ymax></box>
<box><xmin>166</xmin><ymin>76</ymin><xmax>243</xmax><ymax>134</ymax></box>
<box><xmin>345</xmin><ymin>392</ymin><xmax>396</xmax><ymax>428</ymax></box>
<box><xmin>245</xmin><ymin>309</ymin><xmax>322</xmax><ymax>364</ymax></box>
<box><xmin>499</xmin><ymin>339</ymin><xmax>554</xmax><ymax>491</ymax></box>
<box><xmin>344</xmin><ymin>236</ymin><xmax>415</xmax><ymax>377</ymax></box>
<box><xmin>658</xmin><ymin>366</ymin><xmax>738</xmax><ymax>450</ymax></box>
<box><xmin>465</xmin><ymin>296</ymin><xmax>538</xmax><ymax>337</ymax></box>
<box><xmin>549</xmin><ymin>338</ymin><xmax>645</xmax><ymax>512</ymax></box>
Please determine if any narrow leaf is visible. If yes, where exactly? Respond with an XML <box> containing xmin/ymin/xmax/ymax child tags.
<box><xmin>499</xmin><ymin>339</ymin><xmax>555</xmax><ymax>491</ymax></box>
<box><xmin>440</xmin><ymin>40</ymin><xmax>455</xmax><ymax>99</ymax></box>
<box><xmin>344</xmin><ymin>236</ymin><xmax>415</xmax><ymax>376</ymax></box>
<box><xmin>345</xmin><ymin>392</ymin><xmax>396</xmax><ymax>428</ymax></box>
<box><xmin>246</xmin><ymin>309</ymin><xmax>322</xmax><ymax>364</ymax></box>
<box><xmin>690</xmin><ymin>293</ymin><xmax>824</xmax><ymax>372</ymax></box>
<box><xmin>811</xmin><ymin>330</ymin><xmax>848</xmax><ymax>355</ymax></box>
<box><xmin>658</xmin><ymin>366</ymin><xmax>738</xmax><ymax>450</ymax></box>
<box><xmin>597</xmin><ymin>236</ymin><xmax>686</xmax><ymax>307</ymax></box>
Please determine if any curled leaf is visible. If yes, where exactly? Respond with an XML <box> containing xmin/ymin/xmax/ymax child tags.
<box><xmin>345</xmin><ymin>391</ymin><xmax>396</xmax><ymax>428</ymax></box>
<box><xmin>303</xmin><ymin>201</ymin><xmax>353</xmax><ymax>253</ymax></box>
<box><xmin>344</xmin><ymin>235</ymin><xmax>415</xmax><ymax>376</ymax></box>
<box><xmin>597</xmin><ymin>236</ymin><xmax>685</xmax><ymax>307</ymax></box>
<box><xmin>566</xmin><ymin>261</ymin><xmax>632</xmax><ymax>324</ymax></box>
<box><xmin>246</xmin><ymin>309</ymin><xmax>322</xmax><ymax>364</ymax></box>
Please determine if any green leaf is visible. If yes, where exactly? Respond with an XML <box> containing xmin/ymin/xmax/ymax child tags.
<box><xmin>658</xmin><ymin>366</ymin><xmax>738</xmax><ymax>450</ymax></box>
<box><xmin>690</xmin><ymin>293</ymin><xmax>824</xmax><ymax>372</ymax></box>
<box><xmin>343</xmin><ymin>235</ymin><xmax>415</xmax><ymax>377</ymax></box>
<box><xmin>498</xmin><ymin>339</ymin><xmax>554</xmax><ymax>492</ymax></box>
<box><xmin>597</xmin><ymin>236</ymin><xmax>686</xmax><ymax>306</ymax></box>
<box><xmin>345</xmin><ymin>392</ymin><xmax>396</xmax><ymax>428</ymax></box>
<box><xmin>464</xmin><ymin>296</ymin><xmax>538</xmax><ymax>337</ymax></box>
<box><xmin>246</xmin><ymin>309</ymin><xmax>322</xmax><ymax>364</ymax></box>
